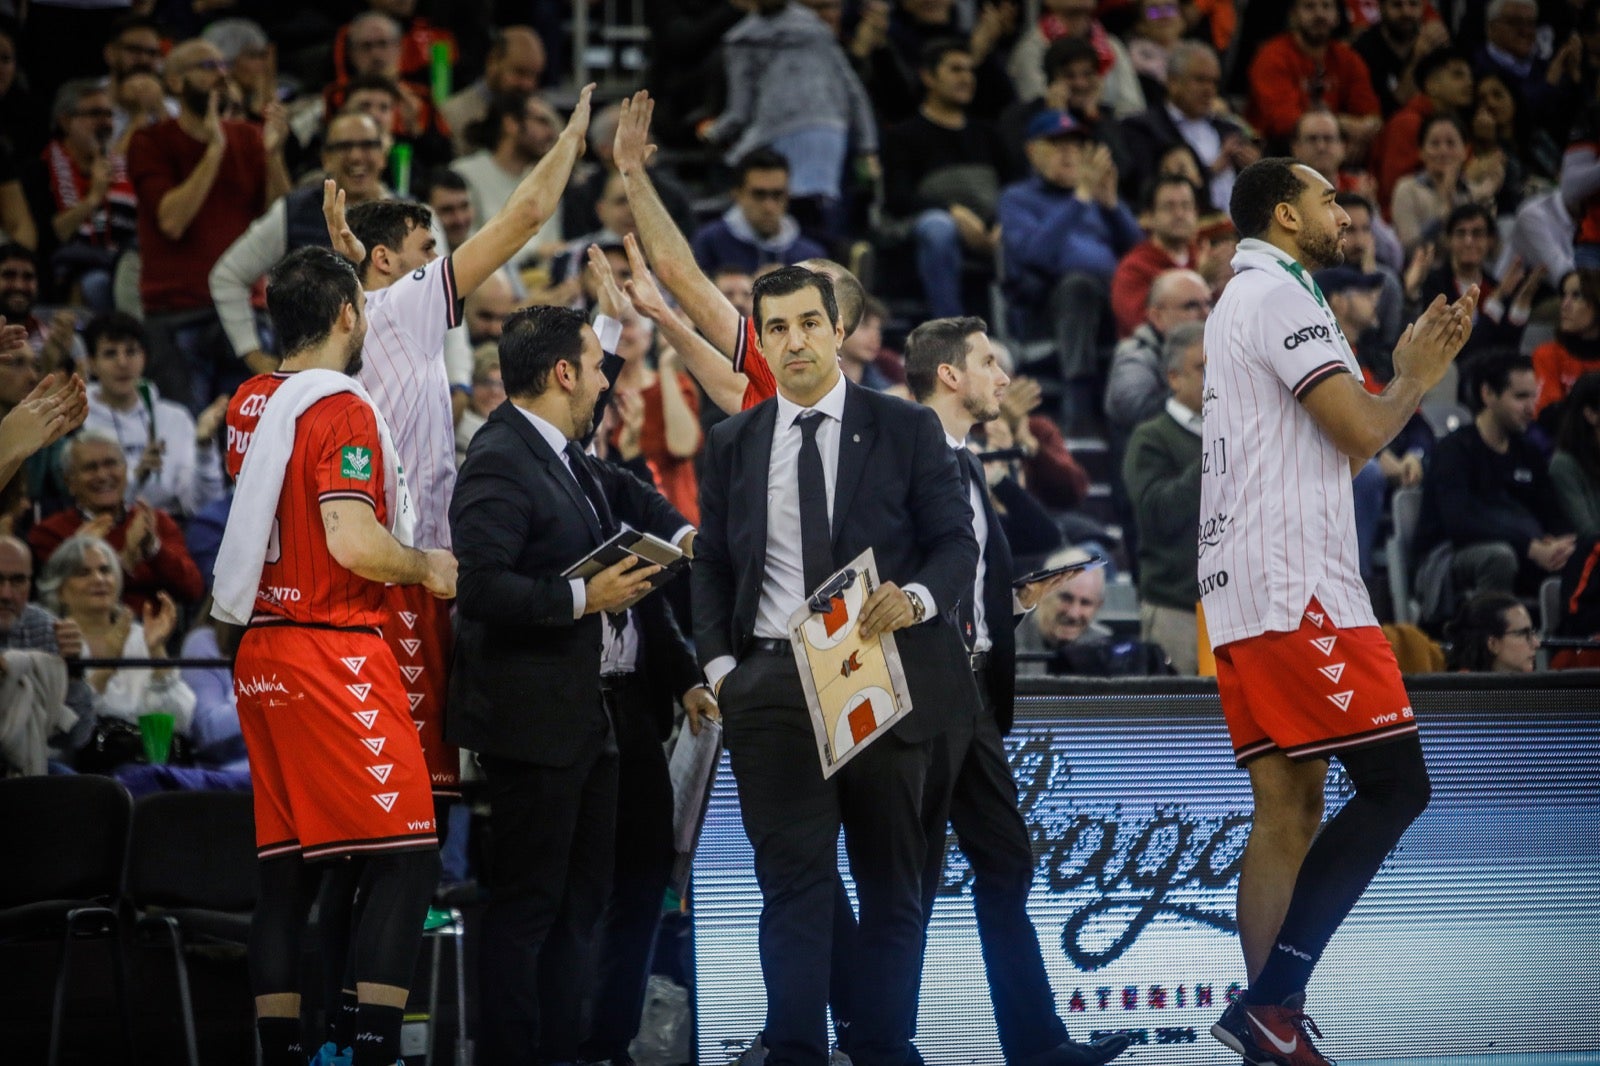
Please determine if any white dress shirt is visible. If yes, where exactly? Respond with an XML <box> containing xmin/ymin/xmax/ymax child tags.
<box><xmin>706</xmin><ymin>375</ymin><xmax>933</xmax><ymax>691</ymax></box>
<box><xmin>946</xmin><ymin>433</ymin><xmax>1032</xmax><ymax>656</ymax></box>
<box><xmin>512</xmin><ymin>403</ymin><xmax>693</xmax><ymax>675</ymax></box>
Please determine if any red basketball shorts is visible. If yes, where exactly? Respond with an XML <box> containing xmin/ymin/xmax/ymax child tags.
<box><xmin>1214</xmin><ymin>598</ymin><xmax>1418</xmax><ymax>766</ymax></box>
<box><xmin>236</xmin><ymin>625</ymin><xmax>438</xmax><ymax>860</ymax></box>
<box><xmin>381</xmin><ymin>584</ymin><xmax>459</xmax><ymax>793</ymax></box>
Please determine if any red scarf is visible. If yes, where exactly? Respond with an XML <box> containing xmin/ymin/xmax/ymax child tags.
<box><xmin>1037</xmin><ymin>15</ymin><xmax>1115</xmax><ymax>76</ymax></box>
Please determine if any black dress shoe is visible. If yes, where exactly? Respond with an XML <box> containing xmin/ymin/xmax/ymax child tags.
<box><xmin>1014</xmin><ymin>1033</ymin><xmax>1133</xmax><ymax>1066</ymax></box>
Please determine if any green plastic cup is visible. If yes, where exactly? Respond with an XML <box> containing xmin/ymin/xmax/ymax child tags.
<box><xmin>430</xmin><ymin>40</ymin><xmax>452</xmax><ymax>105</ymax></box>
<box><xmin>139</xmin><ymin>712</ymin><xmax>175</xmax><ymax>765</ymax></box>
<box><xmin>390</xmin><ymin>141</ymin><xmax>413</xmax><ymax>198</ymax></box>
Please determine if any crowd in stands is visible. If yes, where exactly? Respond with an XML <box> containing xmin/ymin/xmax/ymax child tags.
<box><xmin>3</xmin><ymin>0</ymin><xmax>1600</xmax><ymax>785</ymax></box>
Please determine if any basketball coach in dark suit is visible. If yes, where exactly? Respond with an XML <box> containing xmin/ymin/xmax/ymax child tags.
<box><xmin>693</xmin><ymin>265</ymin><xmax>982</xmax><ymax>1066</ymax></box>
<box><xmin>903</xmin><ymin>318</ymin><xmax>1130</xmax><ymax>1066</ymax></box>
<box><xmin>447</xmin><ymin>305</ymin><xmax>695</xmax><ymax>1066</ymax></box>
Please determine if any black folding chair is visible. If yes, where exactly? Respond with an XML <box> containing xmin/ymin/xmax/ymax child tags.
<box><xmin>0</xmin><ymin>774</ymin><xmax>135</xmax><ymax>1064</ymax></box>
<box><xmin>124</xmin><ymin>789</ymin><xmax>257</xmax><ymax>1066</ymax></box>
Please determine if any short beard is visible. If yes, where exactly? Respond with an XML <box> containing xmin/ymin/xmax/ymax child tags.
<box><xmin>344</xmin><ymin>337</ymin><xmax>365</xmax><ymax>377</ymax></box>
<box><xmin>961</xmin><ymin>392</ymin><xmax>1001</xmax><ymax>425</ymax></box>
<box><xmin>181</xmin><ymin>84</ymin><xmax>213</xmax><ymax>118</ymax></box>
<box><xmin>1300</xmin><ymin>227</ymin><xmax>1345</xmax><ymax>271</ymax></box>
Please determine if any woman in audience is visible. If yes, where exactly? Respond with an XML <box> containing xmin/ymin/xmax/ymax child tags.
<box><xmin>1532</xmin><ymin>270</ymin><xmax>1600</xmax><ymax>419</ymax></box>
<box><xmin>1550</xmin><ymin>372</ymin><xmax>1600</xmax><ymax>537</ymax></box>
<box><xmin>1444</xmin><ymin>592</ymin><xmax>1541</xmax><ymax>673</ymax></box>
<box><xmin>1389</xmin><ymin>114</ymin><xmax>1500</xmax><ymax>252</ymax></box>
<box><xmin>37</xmin><ymin>533</ymin><xmax>194</xmax><ymax>770</ymax></box>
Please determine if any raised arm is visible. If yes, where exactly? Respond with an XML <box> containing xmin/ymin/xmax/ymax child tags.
<box><xmin>615</xmin><ymin>91</ymin><xmax>743</xmax><ymax>359</ymax></box>
<box><xmin>621</xmin><ymin>234</ymin><xmax>749</xmax><ymax>415</ymax></box>
<box><xmin>451</xmin><ymin>84</ymin><xmax>596</xmax><ymax>298</ymax></box>
<box><xmin>152</xmin><ymin>92</ymin><xmax>228</xmax><ymax>241</ymax></box>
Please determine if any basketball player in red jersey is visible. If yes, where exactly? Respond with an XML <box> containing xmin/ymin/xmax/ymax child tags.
<box><xmin>218</xmin><ymin>247</ymin><xmax>456</xmax><ymax>1066</ymax></box>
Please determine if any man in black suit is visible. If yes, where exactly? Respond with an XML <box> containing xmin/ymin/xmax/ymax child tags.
<box><xmin>693</xmin><ymin>266</ymin><xmax>981</xmax><ymax>1066</ymax></box>
<box><xmin>903</xmin><ymin>318</ymin><xmax>1131</xmax><ymax>1066</ymax></box>
<box><xmin>446</xmin><ymin>305</ymin><xmax>697</xmax><ymax>1066</ymax></box>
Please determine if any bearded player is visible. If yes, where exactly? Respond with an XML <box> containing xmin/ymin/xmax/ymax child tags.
<box><xmin>213</xmin><ymin>246</ymin><xmax>457</xmax><ymax>1066</ymax></box>
<box><xmin>1202</xmin><ymin>158</ymin><xmax>1475</xmax><ymax>1064</ymax></box>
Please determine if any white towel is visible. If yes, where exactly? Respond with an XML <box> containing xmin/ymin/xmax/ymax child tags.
<box><xmin>211</xmin><ymin>370</ymin><xmax>415</xmax><ymax>627</ymax></box>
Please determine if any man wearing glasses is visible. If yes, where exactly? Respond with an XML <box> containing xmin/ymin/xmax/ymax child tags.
<box><xmin>127</xmin><ymin>37</ymin><xmax>289</xmax><ymax>413</ymax></box>
<box><xmin>688</xmin><ymin>148</ymin><xmax>827</xmax><ymax>277</ymax></box>
<box><xmin>29</xmin><ymin>81</ymin><xmax>138</xmax><ymax>311</ymax></box>
<box><xmin>209</xmin><ymin>112</ymin><xmax>436</xmax><ymax>380</ymax></box>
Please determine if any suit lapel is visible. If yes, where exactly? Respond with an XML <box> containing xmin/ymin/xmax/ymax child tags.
<box><xmin>740</xmin><ymin>401</ymin><xmax>778</xmax><ymax>579</ymax></box>
<box><xmin>497</xmin><ymin>404</ymin><xmax>603</xmax><ymax>544</ymax></box>
<box><xmin>831</xmin><ymin>383</ymin><xmax>874</xmax><ymax>544</ymax></box>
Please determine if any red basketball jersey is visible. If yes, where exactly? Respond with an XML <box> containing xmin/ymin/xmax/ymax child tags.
<box><xmin>250</xmin><ymin>391</ymin><xmax>390</xmax><ymax>629</ymax></box>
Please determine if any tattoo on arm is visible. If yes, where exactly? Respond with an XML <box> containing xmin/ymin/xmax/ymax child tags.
<box><xmin>323</xmin><ymin>511</ymin><xmax>340</xmax><ymax>533</ymax></box>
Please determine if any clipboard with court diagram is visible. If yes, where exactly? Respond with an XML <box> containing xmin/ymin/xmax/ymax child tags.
<box><xmin>786</xmin><ymin>548</ymin><xmax>914</xmax><ymax>779</ymax></box>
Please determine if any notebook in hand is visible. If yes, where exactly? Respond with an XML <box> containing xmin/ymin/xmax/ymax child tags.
<box><xmin>561</xmin><ymin>529</ymin><xmax>690</xmax><ymax>594</ymax></box>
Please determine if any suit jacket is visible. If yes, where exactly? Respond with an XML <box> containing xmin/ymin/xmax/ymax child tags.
<box><xmin>693</xmin><ymin>381</ymin><xmax>981</xmax><ymax>743</ymax></box>
<box><xmin>1117</xmin><ymin>105</ymin><xmax>1245</xmax><ymax>208</ymax></box>
<box><xmin>964</xmin><ymin>463</ymin><xmax>1063</xmax><ymax>735</ymax></box>
<box><xmin>446</xmin><ymin>402</ymin><xmax>690</xmax><ymax>766</ymax></box>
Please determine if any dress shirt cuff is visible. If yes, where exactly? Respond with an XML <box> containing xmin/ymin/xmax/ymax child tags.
<box><xmin>594</xmin><ymin>315</ymin><xmax>623</xmax><ymax>354</ymax></box>
<box><xmin>569</xmin><ymin>578</ymin><xmax>586</xmax><ymax>620</ymax></box>
<box><xmin>705</xmin><ymin>655</ymin><xmax>737</xmax><ymax>693</ymax></box>
<box><xmin>903</xmin><ymin>583</ymin><xmax>935</xmax><ymax>619</ymax></box>
<box><xmin>669</xmin><ymin>525</ymin><xmax>695</xmax><ymax>550</ymax></box>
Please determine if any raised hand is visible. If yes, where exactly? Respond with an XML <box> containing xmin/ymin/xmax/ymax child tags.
<box><xmin>262</xmin><ymin>100</ymin><xmax>289</xmax><ymax>155</ymax></box>
<box><xmin>562</xmin><ymin>82</ymin><xmax>597</xmax><ymax>156</ymax></box>
<box><xmin>619</xmin><ymin>233</ymin><xmax>673</xmax><ymax>324</ymax></box>
<box><xmin>0</xmin><ymin>373</ymin><xmax>89</xmax><ymax>462</ymax></box>
<box><xmin>586</xmin><ymin>242</ymin><xmax>632</xmax><ymax>322</ymax></box>
<box><xmin>141</xmin><ymin>591</ymin><xmax>178</xmax><ymax>652</ymax></box>
<box><xmin>0</xmin><ymin>317</ymin><xmax>26</xmax><ymax>356</ymax></box>
<box><xmin>323</xmin><ymin>178</ymin><xmax>366</xmax><ymax>264</ymax></box>
<box><xmin>1392</xmin><ymin>286</ymin><xmax>1478</xmax><ymax>391</ymax></box>
<box><xmin>613</xmin><ymin>90</ymin><xmax>658</xmax><ymax>176</ymax></box>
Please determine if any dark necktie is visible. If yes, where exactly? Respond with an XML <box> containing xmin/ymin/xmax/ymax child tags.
<box><xmin>956</xmin><ymin>448</ymin><xmax>978</xmax><ymax>652</ymax></box>
<box><xmin>565</xmin><ymin>441</ymin><xmax>616</xmax><ymax>537</ymax></box>
<box><xmin>796</xmin><ymin>411</ymin><xmax>832</xmax><ymax>594</ymax></box>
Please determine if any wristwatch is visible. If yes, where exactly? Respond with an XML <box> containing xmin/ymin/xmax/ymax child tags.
<box><xmin>905</xmin><ymin>589</ymin><xmax>926</xmax><ymax>624</ymax></box>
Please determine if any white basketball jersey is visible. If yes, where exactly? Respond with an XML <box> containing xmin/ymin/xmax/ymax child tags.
<box><xmin>359</xmin><ymin>255</ymin><xmax>463</xmax><ymax>551</ymax></box>
<box><xmin>1199</xmin><ymin>238</ymin><xmax>1377</xmax><ymax>649</ymax></box>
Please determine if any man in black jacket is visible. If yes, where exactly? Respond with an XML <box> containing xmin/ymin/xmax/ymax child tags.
<box><xmin>447</xmin><ymin>305</ymin><xmax>696</xmax><ymax>1066</ymax></box>
<box><xmin>902</xmin><ymin>317</ymin><xmax>1128</xmax><ymax>1066</ymax></box>
<box><xmin>693</xmin><ymin>266</ymin><xmax>980</xmax><ymax>1066</ymax></box>
<box><xmin>1415</xmin><ymin>350</ymin><xmax>1575</xmax><ymax>621</ymax></box>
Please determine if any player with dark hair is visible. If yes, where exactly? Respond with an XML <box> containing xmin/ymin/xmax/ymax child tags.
<box><xmin>213</xmin><ymin>246</ymin><xmax>457</xmax><ymax>1066</ymax></box>
<box><xmin>1202</xmin><ymin>157</ymin><xmax>1476</xmax><ymax>1064</ymax></box>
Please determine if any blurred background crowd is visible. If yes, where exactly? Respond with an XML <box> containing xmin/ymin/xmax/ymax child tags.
<box><xmin>2</xmin><ymin>0</ymin><xmax>1600</xmax><ymax>785</ymax></box>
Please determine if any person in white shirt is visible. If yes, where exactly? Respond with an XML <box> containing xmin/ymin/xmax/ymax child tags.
<box><xmin>82</xmin><ymin>311</ymin><xmax>225</xmax><ymax>518</ymax></box>
<box><xmin>1201</xmin><ymin>157</ymin><xmax>1475</xmax><ymax>1065</ymax></box>
<box><xmin>319</xmin><ymin>85</ymin><xmax>594</xmax><ymax>797</ymax></box>
<box><xmin>902</xmin><ymin>315</ymin><xmax>1129</xmax><ymax>1066</ymax></box>
<box><xmin>449</xmin><ymin>89</ymin><xmax>564</xmax><ymax>270</ymax></box>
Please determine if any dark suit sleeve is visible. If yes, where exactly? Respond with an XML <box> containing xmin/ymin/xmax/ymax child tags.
<box><xmin>692</xmin><ymin>422</ymin><xmax>738</xmax><ymax>669</ymax></box>
<box><xmin>639</xmin><ymin>592</ymin><xmax>703</xmax><ymax>699</ymax></box>
<box><xmin>905</xmin><ymin>405</ymin><xmax>980</xmax><ymax>613</ymax></box>
<box><xmin>451</xmin><ymin>462</ymin><xmax>581</xmax><ymax>628</ymax></box>
<box><xmin>597</xmin><ymin>458</ymin><xmax>692</xmax><ymax>540</ymax></box>
<box><xmin>992</xmin><ymin>476</ymin><xmax>1064</xmax><ymax>558</ymax></box>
